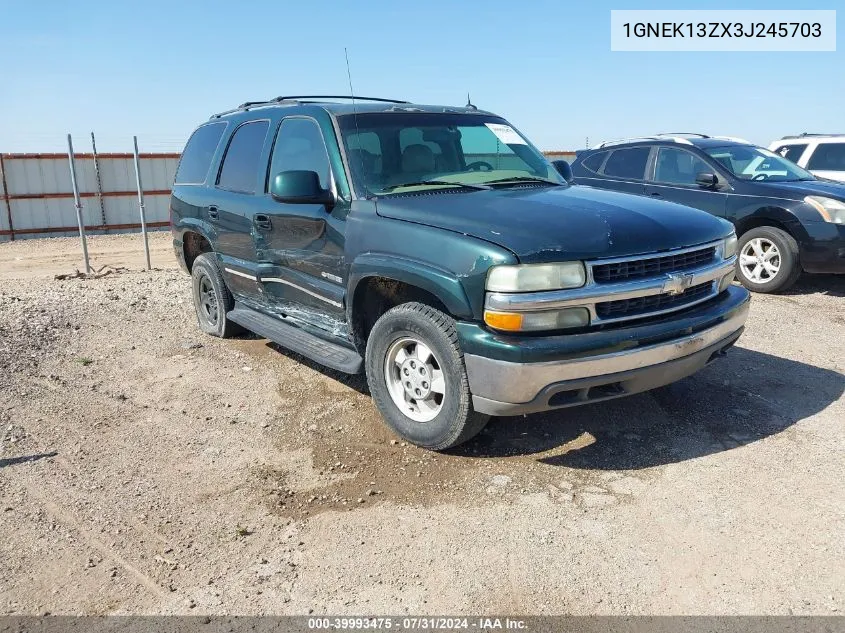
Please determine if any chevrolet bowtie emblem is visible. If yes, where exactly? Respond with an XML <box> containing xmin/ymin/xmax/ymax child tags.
<box><xmin>663</xmin><ymin>272</ymin><xmax>695</xmax><ymax>295</ymax></box>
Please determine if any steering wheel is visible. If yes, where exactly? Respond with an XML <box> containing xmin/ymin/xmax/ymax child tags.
<box><xmin>752</xmin><ymin>173</ymin><xmax>769</xmax><ymax>181</ymax></box>
<box><xmin>465</xmin><ymin>161</ymin><xmax>494</xmax><ymax>172</ymax></box>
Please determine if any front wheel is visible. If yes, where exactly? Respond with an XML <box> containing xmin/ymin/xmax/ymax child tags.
<box><xmin>736</xmin><ymin>227</ymin><xmax>801</xmax><ymax>293</ymax></box>
<box><xmin>365</xmin><ymin>303</ymin><xmax>489</xmax><ymax>451</ymax></box>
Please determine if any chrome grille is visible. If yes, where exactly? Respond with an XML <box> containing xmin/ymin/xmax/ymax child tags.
<box><xmin>592</xmin><ymin>246</ymin><xmax>716</xmax><ymax>283</ymax></box>
<box><xmin>595</xmin><ymin>281</ymin><xmax>714</xmax><ymax>320</ymax></box>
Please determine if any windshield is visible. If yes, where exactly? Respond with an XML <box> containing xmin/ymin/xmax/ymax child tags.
<box><xmin>337</xmin><ymin>112</ymin><xmax>563</xmax><ymax>195</ymax></box>
<box><xmin>705</xmin><ymin>145</ymin><xmax>815</xmax><ymax>182</ymax></box>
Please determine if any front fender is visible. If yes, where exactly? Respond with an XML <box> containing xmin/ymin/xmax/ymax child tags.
<box><xmin>347</xmin><ymin>254</ymin><xmax>474</xmax><ymax>322</ymax></box>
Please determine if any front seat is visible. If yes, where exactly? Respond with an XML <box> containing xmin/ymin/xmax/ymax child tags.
<box><xmin>401</xmin><ymin>144</ymin><xmax>436</xmax><ymax>179</ymax></box>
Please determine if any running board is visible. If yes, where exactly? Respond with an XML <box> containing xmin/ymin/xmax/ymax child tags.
<box><xmin>227</xmin><ymin>305</ymin><xmax>363</xmax><ymax>374</ymax></box>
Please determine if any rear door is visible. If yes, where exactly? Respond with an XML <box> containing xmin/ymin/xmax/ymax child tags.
<box><xmin>211</xmin><ymin>119</ymin><xmax>272</xmax><ymax>302</ymax></box>
<box><xmin>595</xmin><ymin>146</ymin><xmax>651</xmax><ymax>196</ymax></box>
<box><xmin>644</xmin><ymin>146</ymin><xmax>728</xmax><ymax>218</ymax></box>
<box><xmin>254</xmin><ymin>116</ymin><xmax>347</xmax><ymax>330</ymax></box>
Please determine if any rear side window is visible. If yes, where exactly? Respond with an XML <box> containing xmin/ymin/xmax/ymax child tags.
<box><xmin>174</xmin><ymin>122</ymin><xmax>227</xmax><ymax>184</ymax></box>
<box><xmin>807</xmin><ymin>143</ymin><xmax>845</xmax><ymax>171</ymax></box>
<box><xmin>603</xmin><ymin>147</ymin><xmax>650</xmax><ymax>179</ymax></box>
<box><xmin>581</xmin><ymin>151</ymin><xmax>607</xmax><ymax>173</ymax></box>
<box><xmin>217</xmin><ymin>120</ymin><xmax>270</xmax><ymax>193</ymax></box>
<box><xmin>772</xmin><ymin>143</ymin><xmax>808</xmax><ymax>163</ymax></box>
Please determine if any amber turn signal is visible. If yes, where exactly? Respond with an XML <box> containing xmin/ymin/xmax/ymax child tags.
<box><xmin>483</xmin><ymin>310</ymin><xmax>524</xmax><ymax>332</ymax></box>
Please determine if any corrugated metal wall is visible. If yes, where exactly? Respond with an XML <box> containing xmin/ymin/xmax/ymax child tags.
<box><xmin>0</xmin><ymin>150</ymin><xmax>575</xmax><ymax>242</ymax></box>
<box><xmin>0</xmin><ymin>153</ymin><xmax>179</xmax><ymax>241</ymax></box>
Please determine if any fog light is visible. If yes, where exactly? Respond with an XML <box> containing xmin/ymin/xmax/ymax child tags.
<box><xmin>718</xmin><ymin>271</ymin><xmax>735</xmax><ymax>292</ymax></box>
<box><xmin>484</xmin><ymin>307</ymin><xmax>590</xmax><ymax>332</ymax></box>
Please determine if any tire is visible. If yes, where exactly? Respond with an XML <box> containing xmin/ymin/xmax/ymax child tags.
<box><xmin>191</xmin><ymin>252</ymin><xmax>242</xmax><ymax>338</ymax></box>
<box><xmin>365</xmin><ymin>302</ymin><xmax>490</xmax><ymax>451</ymax></box>
<box><xmin>736</xmin><ymin>226</ymin><xmax>801</xmax><ymax>293</ymax></box>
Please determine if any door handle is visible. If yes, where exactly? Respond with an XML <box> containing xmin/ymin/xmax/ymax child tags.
<box><xmin>254</xmin><ymin>214</ymin><xmax>272</xmax><ymax>230</ymax></box>
<box><xmin>649</xmin><ymin>192</ymin><xmax>663</xmax><ymax>198</ymax></box>
<box><xmin>207</xmin><ymin>205</ymin><xmax>219</xmax><ymax>220</ymax></box>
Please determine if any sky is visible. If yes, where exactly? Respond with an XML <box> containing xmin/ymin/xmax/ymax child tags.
<box><xmin>0</xmin><ymin>0</ymin><xmax>842</xmax><ymax>153</ymax></box>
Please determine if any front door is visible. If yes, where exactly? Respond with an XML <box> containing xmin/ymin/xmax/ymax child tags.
<box><xmin>644</xmin><ymin>146</ymin><xmax>728</xmax><ymax>219</ymax></box>
<box><xmin>254</xmin><ymin>116</ymin><xmax>348</xmax><ymax>333</ymax></box>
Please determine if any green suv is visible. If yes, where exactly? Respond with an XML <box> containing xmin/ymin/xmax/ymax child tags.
<box><xmin>171</xmin><ymin>95</ymin><xmax>749</xmax><ymax>450</ymax></box>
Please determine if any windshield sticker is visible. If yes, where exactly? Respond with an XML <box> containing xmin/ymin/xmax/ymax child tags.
<box><xmin>485</xmin><ymin>123</ymin><xmax>527</xmax><ymax>145</ymax></box>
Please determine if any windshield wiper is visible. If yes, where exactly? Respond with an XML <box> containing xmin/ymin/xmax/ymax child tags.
<box><xmin>382</xmin><ymin>180</ymin><xmax>491</xmax><ymax>192</ymax></box>
<box><xmin>482</xmin><ymin>176</ymin><xmax>564</xmax><ymax>187</ymax></box>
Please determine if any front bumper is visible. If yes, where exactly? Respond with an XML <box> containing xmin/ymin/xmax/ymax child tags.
<box><xmin>461</xmin><ymin>286</ymin><xmax>750</xmax><ymax>416</ymax></box>
<box><xmin>798</xmin><ymin>222</ymin><xmax>845</xmax><ymax>274</ymax></box>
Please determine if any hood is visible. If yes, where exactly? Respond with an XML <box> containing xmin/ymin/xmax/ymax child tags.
<box><xmin>760</xmin><ymin>179</ymin><xmax>845</xmax><ymax>201</ymax></box>
<box><xmin>375</xmin><ymin>185</ymin><xmax>732</xmax><ymax>263</ymax></box>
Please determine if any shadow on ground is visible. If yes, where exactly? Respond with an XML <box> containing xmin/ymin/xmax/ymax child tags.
<box><xmin>455</xmin><ymin>347</ymin><xmax>844</xmax><ymax>469</ymax></box>
<box><xmin>0</xmin><ymin>452</ymin><xmax>58</xmax><ymax>468</ymax></box>
<box><xmin>784</xmin><ymin>273</ymin><xmax>845</xmax><ymax>298</ymax></box>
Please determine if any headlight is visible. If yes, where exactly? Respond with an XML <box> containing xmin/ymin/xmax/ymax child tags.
<box><xmin>805</xmin><ymin>196</ymin><xmax>845</xmax><ymax>224</ymax></box>
<box><xmin>723</xmin><ymin>232</ymin><xmax>738</xmax><ymax>259</ymax></box>
<box><xmin>486</xmin><ymin>262</ymin><xmax>586</xmax><ymax>292</ymax></box>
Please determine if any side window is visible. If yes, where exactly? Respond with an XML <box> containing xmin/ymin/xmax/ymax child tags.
<box><xmin>174</xmin><ymin>122</ymin><xmax>227</xmax><ymax>184</ymax></box>
<box><xmin>772</xmin><ymin>143</ymin><xmax>808</xmax><ymax>163</ymax></box>
<box><xmin>217</xmin><ymin>120</ymin><xmax>270</xmax><ymax>193</ymax></box>
<box><xmin>581</xmin><ymin>151</ymin><xmax>607</xmax><ymax>173</ymax></box>
<box><xmin>603</xmin><ymin>147</ymin><xmax>650</xmax><ymax>180</ymax></box>
<box><xmin>653</xmin><ymin>147</ymin><xmax>712</xmax><ymax>186</ymax></box>
<box><xmin>269</xmin><ymin>118</ymin><xmax>331</xmax><ymax>189</ymax></box>
<box><xmin>807</xmin><ymin>143</ymin><xmax>845</xmax><ymax>171</ymax></box>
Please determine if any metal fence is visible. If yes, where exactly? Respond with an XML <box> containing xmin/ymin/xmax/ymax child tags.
<box><xmin>0</xmin><ymin>149</ymin><xmax>576</xmax><ymax>243</ymax></box>
<box><xmin>0</xmin><ymin>150</ymin><xmax>179</xmax><ymax>242</ymax></box>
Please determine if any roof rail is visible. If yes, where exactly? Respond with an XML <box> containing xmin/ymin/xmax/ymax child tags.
<box><xmin>596</xmin><ymin>136</ymin><xmax>693</xmax><ymax>148</ymax></box>
<box><xmin>273</xmin><ymin>95</ymin><xmax>410</xmax><ymax>104</ymax></box>
<box><xmin>710</xmin><ymin>135</ymin><xmax>752</xmax><ymax>144</ymax></box>
<box><xmin>656</xmin><ymin>132</ymin><xmax>710</xmax><ymax>138</ymax></box>
<box><xmin>781</xmin><ymin>132</ymin><xmax>845</xmax><ymax>139</ymax></box>
<box><xmin>210</xmin><ymin>95</ymin><xmax>410</xmax><ymax>119</ymax></box>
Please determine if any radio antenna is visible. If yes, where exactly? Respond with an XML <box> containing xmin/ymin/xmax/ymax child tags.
<box><xmin>344</xmin><ymin>47</ymin><xmax>368</xmax><ymax>198</ymax></box>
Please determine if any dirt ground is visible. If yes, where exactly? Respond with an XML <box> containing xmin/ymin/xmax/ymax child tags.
<box><xmin>1</xmin><ymin>233</ymin><xmax>843</xmax><ymax>616</ymax></box>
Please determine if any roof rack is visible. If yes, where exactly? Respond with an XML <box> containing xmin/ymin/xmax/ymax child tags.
<box><xmin>656</xmin><ymin>132</ymin><xmax>710</xmax><ymax>138</ymax></box>
<box><xmin>596</xmin><ymin>136</ymin><xmax>693</xmax><ymax>148</ymax></box>
<box><xmin>781</xmin><ymin>133</ymin><xmax>845</xmax><ymax>139</ymax></box>
<box><xmin>210</xmin><ymin>95</ymin><xmax>410</xmax><ymax>119</ymax></box>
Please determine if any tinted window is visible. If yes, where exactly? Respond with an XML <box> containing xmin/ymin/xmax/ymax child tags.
<box><xmin>772</xmin><ymin>143</ymin><xmax>808</xmax><ymax>163</ymax></box>
<box><xmin>653</xmin><ymin>147</ymin><xmax>711</xmax><ymax>185</ymax></box>
<box><xmin>269</xmin><ymin>118</ymin><xmax>331</xmax><ymax>190</ymax></box>
<box><xmin>807</xmin><ymin>143</ymin><xmax>845</xmax><ymax>171</ymax></box>
<box><xmin>603</xmin><ymin>147</ymin><xmax>650</xmax><ymax>179</ymax></box>
<box><xmin>345</xmin><ymin>130</ymin><xmax>383</xmax><ymax>186</ymax></box>
<box><xmin>581</xmin><ymin>151</ymin><xmax>607</xmax><ymax>173</ymax></box>
<box><xmin>217</xmin><ymin>120</ymin><xmax>270</xmax><ymax>193</ymax></box>
<box><xmin>174</xmin><ymin>122</ymin><xmax>226</xmax><ymax>184</ymax></box>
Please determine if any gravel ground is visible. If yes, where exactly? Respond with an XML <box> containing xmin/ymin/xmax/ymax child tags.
<box><xmin>1</xmin><ymin>233</ymin><xmax>843</xmax><ymax>615</ymax></box>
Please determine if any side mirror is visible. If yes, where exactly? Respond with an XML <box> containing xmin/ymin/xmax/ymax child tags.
<box><xmin>551</xmin><ymin>159</ymin><xmax>573</xmax><ymax>183</ymax></box>
<box><xmin>695</xmin><ymin>172</ymin><xmax>719</xmax><ymax>188</ymax></box>
<box><xmin>270</xmin><ymin>170</ymin><xmax>334</xmax><ymax>209</ymax></box>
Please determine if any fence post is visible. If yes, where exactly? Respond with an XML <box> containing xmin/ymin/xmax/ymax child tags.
<box><xmin>0</xmin><ymin>154</ymin><xmax>14</xmax><ymax>241</ymax></box>
<box><xmin>132</xmin><ymin>136</ymin><xmax>151</xmax><ymax>270</ymax></box>
<box><xmin>66</xmin><ymin>134</ymin><xmax>91</xmax><ymax>273</ymax></box>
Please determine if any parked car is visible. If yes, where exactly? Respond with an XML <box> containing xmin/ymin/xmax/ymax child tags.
<box><xmin>570</xmin><ymin>134</ymin><xmax>845</xmax><ymax>293</ymax></box>
<box><xmin>769</xmin><ymin>134</ymin><xmax>845</xmax><ymax>182</ymax></box>
<box><xmin>171</xmin><ymin>99</ymin><xmax>748</xmax><ymax>450</ymax></box>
